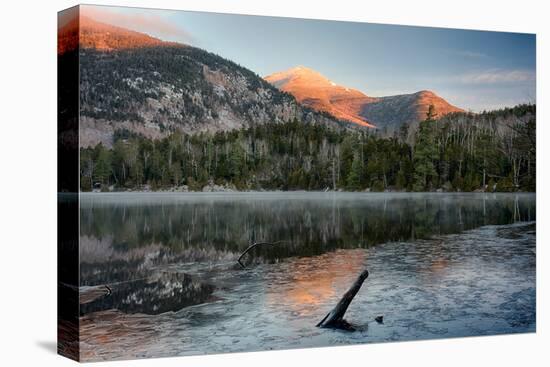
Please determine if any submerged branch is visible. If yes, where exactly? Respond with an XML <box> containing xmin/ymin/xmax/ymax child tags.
<box><xmin>317</xmin><ymin>268</ymin><xmax>369</xmax><ymax>330</ymax></box>
<box><xmin>237</xmin><ymin>241</ymin><xmax>288</xmax><ymax>269</ymax></box>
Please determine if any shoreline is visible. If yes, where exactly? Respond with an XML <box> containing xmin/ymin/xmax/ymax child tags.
<box><xmin>77</xmin><ymin>190</ymin><xmax>536</xmax><ymax>195</ymax></box>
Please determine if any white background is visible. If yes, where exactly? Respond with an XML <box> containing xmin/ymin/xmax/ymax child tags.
<box><xmin>0</xmin><ymin>0</ymin><xmax>547</xmax><ymax>365</ymax></box>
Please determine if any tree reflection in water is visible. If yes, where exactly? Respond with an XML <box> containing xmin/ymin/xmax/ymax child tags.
<box><xmin>78</xmin><ymin>193</ymin><xmax>535</xmax><ymax>316</ymax></box>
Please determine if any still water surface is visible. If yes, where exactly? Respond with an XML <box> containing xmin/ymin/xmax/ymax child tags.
<box><xmin>78</xmin><ymin>192</ymin><xmax>536</xmax><ymax>361</ymax></box>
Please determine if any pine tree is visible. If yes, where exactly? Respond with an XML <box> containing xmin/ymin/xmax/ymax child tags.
<box><xmin>347</xmin><ymin>151</ymin><xmax>363</xmax><ymax>190</ymax></box>
<box><xmin>413</xmin><ymin>105</ymin><xmax>438</xmax><ymax>191</ymax></box>
<box><xmin>94</xmin><ymin>144</ymin><xmax>112</xmax><ymax>186</ymax></box>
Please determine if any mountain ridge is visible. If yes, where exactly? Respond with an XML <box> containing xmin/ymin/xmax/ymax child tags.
<box><xmin>62</xmin><ymin>15</ymin><xmax>465</xmax><ymax>147</ymax></box>
<box><xmin>265</xmin><ymin>66</ymin><xmax>464</xmax><ymax>131</ymax></box>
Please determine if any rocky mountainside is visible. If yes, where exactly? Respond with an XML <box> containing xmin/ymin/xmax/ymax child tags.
<box><xmin>62</xmin><ymin>17</ymin><xmax>350</xmax><ymax>147</ymax></box>
<box><xmin>265</xmin><ymin>66</ymin><xmax>464</xmax><ymax>132</ymax></box>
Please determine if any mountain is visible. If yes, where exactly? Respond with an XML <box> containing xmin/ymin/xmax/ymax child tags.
<box><xmin>58</xmin><ymin>16</ymin><xmax>174</xmax><ymax>55</ymax></box>
<box><xmin>265</xmin><ymin>66</ymin><xmax>376</xmax><ymax>127</ymax></box>
<box><xmin>60</xmin><ymin>16</ymin><xmax>349</xmax><ymax>147</ymax></box>
<box><xmin>361</xmin><ymin>90</ymin><xmax>464</xmax><ymax>132</ymax></box>
<box><xmin>265</xmin><ymin>66</ymin><xmax>464</xmax><ymax>132</ymax></box>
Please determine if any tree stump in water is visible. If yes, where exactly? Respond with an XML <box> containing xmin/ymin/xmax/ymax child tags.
<box><xmin>317</xmin><ymin>269</ymin><xmax>369</xmax><ymax>330</ymax></box>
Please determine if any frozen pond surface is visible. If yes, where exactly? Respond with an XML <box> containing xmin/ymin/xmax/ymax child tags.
<box><xmin>77</xmin><ymin>192</ymin><xmax>536</xmax><ymax>361</ymax></box>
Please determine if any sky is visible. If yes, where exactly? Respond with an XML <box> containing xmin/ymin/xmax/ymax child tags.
<box><xmin>80</xmin><ymin>5</ymin><xmax>536</xmax><ymax>112</ymax></box>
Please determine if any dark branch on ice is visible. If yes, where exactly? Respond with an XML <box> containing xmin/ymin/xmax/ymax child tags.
<box><xmin>317</xmin><ymin>268</ymin><xmax>369</xmax><ymax>331</ymax></box>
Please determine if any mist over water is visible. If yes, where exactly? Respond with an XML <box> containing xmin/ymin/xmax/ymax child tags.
<box><xmin>78</xmin><ymin>192</ymin><xmax>536</xmax><ymax>361</ymax></box>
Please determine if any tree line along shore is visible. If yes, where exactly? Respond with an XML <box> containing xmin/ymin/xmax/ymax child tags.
<box><xmin>79</xmin><ymin>104</ymin><xmax>535</xmax><ymax>193</ymax></box>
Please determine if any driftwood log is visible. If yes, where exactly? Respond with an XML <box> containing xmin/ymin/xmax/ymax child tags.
<box><xmin>317</xmin><ymin>269</ymin><xmax>369</xmax><ymax>330</ymax></box>
<box><xmin>237</xmin><ymin>241</ymin><xmax>287</xmax><ymax>268</ymax></box>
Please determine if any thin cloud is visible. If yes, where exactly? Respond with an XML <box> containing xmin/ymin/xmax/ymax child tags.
<box><xmin>457</xmin><ymin>69</ymin><xmax>536</xmax><ymax>84</ymax></box>
<box><xmin>454</xmin><ymin>50</ymin><xmax>490</xmax><ymax>59</ymax></box>
<box><xmin>81</xmin><ymin>6</ymin><xmax>193</xmax><ymax>43</ymax></box>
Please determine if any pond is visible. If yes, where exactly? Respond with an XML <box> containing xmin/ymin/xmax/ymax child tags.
<box><xmin>76</xmin><ymin>192</ymin><xmax>536</xmax><ymax>361</ymax></box>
